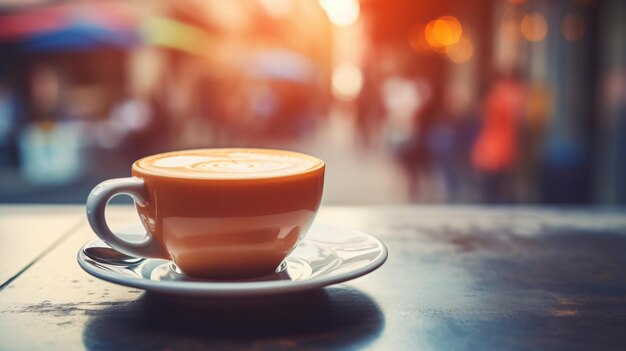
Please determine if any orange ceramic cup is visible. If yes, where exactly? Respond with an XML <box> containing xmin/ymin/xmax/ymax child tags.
<box><xmin>86</xmin><ymin>149</ymin><xmax>324</xmax><ymax>279</ymax></box>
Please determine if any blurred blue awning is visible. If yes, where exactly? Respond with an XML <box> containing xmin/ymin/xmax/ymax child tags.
<box><xmin>22</xmin><ymin>22</ymin><xmax>140</xmax><ymax>52</ymax></box>
<box><xmin>0</xmin><ymin>2</ymin><xmax>141</xmax><ymax>52</ymax></box>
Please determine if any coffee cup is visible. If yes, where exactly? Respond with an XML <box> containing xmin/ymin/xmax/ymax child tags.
<box><xmin>86</xmin><ymin>148</ymin><xmax>324</xmax><ymax>279</ymax></box>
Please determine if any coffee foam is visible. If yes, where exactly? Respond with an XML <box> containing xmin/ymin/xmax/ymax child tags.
<box><xmin>135</xmin><ymin>149</ymin><xmax>323</xmax><ymax>179</ymax></box>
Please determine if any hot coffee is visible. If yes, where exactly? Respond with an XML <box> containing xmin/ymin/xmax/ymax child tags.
<box><xmin>87</xmin><ymin>148</ymin><xmax>324</xmax><ymax>279</ymax></box>
<box><xmin>136</xmin><ymin>149</ymin><xmax>323</xmax><ymax>179</ymax></box>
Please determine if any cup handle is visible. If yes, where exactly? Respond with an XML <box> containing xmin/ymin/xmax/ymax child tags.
<box><xmin>86</xmin><ymin>177</ymin><xmax>166</xmax><ymax>259</ymax></box>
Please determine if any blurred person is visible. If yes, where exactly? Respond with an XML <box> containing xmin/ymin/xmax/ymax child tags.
<box><xmin>393</xmin><ymin>79</ymin><xmax>438</xmax><ymax>202</ymax></box>
<box><xmin>356</xmin><ymin>56</ymin><xmax>386</xmax><ymax>150</ymax></box>
<box><xmin>472</xmin><ymin>73</ymin><xmax>525</xmax><ymax>203</ymax></box>
<box><xmin>426</xmin><ymin>101</ymin><xmax>481</xmax><ymax>203</ymax></box>
<box><xmin>384</xmin><ymin>74</ymin><xmax>437</xmax><ymax>201</ymax></box>
<box><xmin>382</xmin><ymin>75</ymin><xmax>422</xmax><ymax>148</ymax></box>
<box><xmin>441</xmin><ymin>56</ymin><xmax>485</xmax><ymax>203</ymax></box>
<box><xmin>520</xmin><ymin>82</ymin><xmax>552</xmax><ymax>202</ymax></box>
<box><xmin>425</xmin><ymin>112</ymin><xmax>457</xmax><ymax>202</ymax></box>
<box><xmin>18</xmin><ymin>65</ymin><xmax>87</xmax><ymax>185</ymax></box>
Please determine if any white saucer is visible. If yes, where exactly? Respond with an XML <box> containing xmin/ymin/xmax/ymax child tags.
<box><xmin>77</xmin><ymin>223</ymin><xmax>388</xmax><ymax>298</ymax></box>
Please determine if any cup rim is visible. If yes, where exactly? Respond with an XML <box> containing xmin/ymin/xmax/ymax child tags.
<box><xmin>131</xmin><ymin>148</ymin><xmax>325</xmax><ymax>181</ymax></box>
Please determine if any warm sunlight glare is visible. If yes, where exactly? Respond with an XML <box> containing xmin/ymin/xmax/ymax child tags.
<box><xmin>331</xmin><ymin>63</ymin><xmax>363</xmax><ymax>100</ymax></box>
<box><xmin>319</xmin><ymin>0</ymin><xmax>360</xmax><ymax>27</ymax></box>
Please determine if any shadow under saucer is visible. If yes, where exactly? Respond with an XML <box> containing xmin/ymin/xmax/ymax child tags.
<box><xmin>82</xmin><ymin>286</ymin><xmax>385</xmax><ymax>350</ymax></box>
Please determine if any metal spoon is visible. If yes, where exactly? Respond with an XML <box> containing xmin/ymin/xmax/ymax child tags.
<box><xmin>84</xmin><ymin>247</ymin><xmax>144</xmax><ymax>265</ymax></box>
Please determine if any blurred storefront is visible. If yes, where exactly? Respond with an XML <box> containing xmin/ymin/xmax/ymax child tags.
<box><xmin>0</xmin><ymin>0</ymin><xmax>625</xmax><ymax>205</ymax></box>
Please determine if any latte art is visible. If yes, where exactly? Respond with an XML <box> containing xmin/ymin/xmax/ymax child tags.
<box><xmin>136</xmin><ymin>149</ymin><xmax>323</xmax><ymax>179</ymax></box>
<box><xmin>192</xmin><ymin>160</ymin><xmax>288</xmax><ymax>173</ymax></box>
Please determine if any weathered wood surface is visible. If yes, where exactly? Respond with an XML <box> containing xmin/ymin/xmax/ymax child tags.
<box><xmin>0</xmin><ymin>205</ymin><xmax>83</xmax><ymax>287</ymax></box>
<box><xmin>1</xmin><ymin>206</ymin><xmax>626</xmax><ymax>350</ymax></box>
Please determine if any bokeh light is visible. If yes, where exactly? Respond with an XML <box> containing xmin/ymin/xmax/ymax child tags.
<box><xmin>447</xmin><ymin>36</ymin><xmax>474</xmax><ymax>63</ymax></box>
<box><xmin>331</xmin><ymin>63</ymin><xmax>363</xmax><ymax>100</ymax></box>
<box><xmin>319</xmin><ymin>0</ymin><xmax>360</xmax><ymax>27</ymax></box>
<box><xmin>521</xmin><ymin>12</ymin><xmax>548</xmax><ymax>42</ymax></box>
<box><xmin>425</xmin><ymin>16</ymin><xmax>463</xmax><ymax>48</ymax></box>
<box><xmin>561</xmin><ymin>13</ymin><xmax>586</xmax><ymax>41</ymax></box>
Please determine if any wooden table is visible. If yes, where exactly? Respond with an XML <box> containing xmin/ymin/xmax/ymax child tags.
<box><xmin>1</xmin><ymin>206</ymin><xmax>626</xmax><ymax>350</ymax></box>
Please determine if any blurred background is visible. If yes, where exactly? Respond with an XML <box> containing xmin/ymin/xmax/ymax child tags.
<box><xmin>0</xmin><ymin>0</ymin><xmax>624</xmax><ymax>205</ymax></box>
